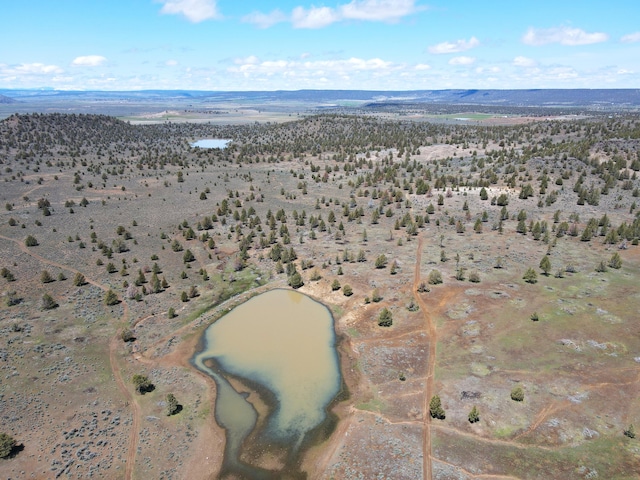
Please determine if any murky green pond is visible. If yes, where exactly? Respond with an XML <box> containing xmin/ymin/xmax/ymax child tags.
<box><xmin>193</xmin><ymin>289</ymin><xmax>341</xmax><ymax>478</ymax></box>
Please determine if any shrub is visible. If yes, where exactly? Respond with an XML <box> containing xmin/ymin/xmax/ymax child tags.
<box><xmin>167</xmin><ymin>307</ymin><xmax>176</xmax><ymax>318</ymax></box>
<box><xmin>331</xmin><ymin>279</ymin><xmax>341</xmax><ymax>291</ymax></box>
<box><xmin>468</xmin><ymin>271</ymin><xmax>481</xmax><ymax>283</ymax></box>
<box><xmin>510</xmin><ymin>386</ymin><xmax>525</xmax><ymax>402</ymax></box>
<box><xmin>530</xmin><ymin>312</ymin><xmax>539</xmax><ymax>322</ymax></box>
<box><xmin>428</xmin><ymin>270</ymin><xmax>443</xmax><ymax>285</ymax></box>
<box><xmin>25</xmin><ymin>235</ymin><xmax>38</xmax><ymax>247</ymax></box>
<box><xmin>371</xmin><ymin>289</ymin><xmax>382</xmax><ymax>302</ymax></box>
<box><xmin>342</xmin><ymin>284</ymin><xmax>353</xmax><ymax>296</ymax></box>
<box><xmin>624</xmin><ymin>424</ymin><xmax>636</xmax><ymax>439</ymax></box>
<box><xmin>121</xmin><ymin>329</ymin><xmax>135</xmax><ymax>342</ymax></box>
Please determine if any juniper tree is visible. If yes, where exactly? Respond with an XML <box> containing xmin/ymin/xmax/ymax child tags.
<box><xmin>539</xmin><ymin>256</ymin><xmax>552</xmax><ymax>276</ymax></box>
<box><xmin>468</xmin><ymin>406</ymin><xmax>480</xmax><ymax>423</ymax></box>
<box><xmin>104</xmin><ymin>289</ymin><xmax>119</xmax><ymax>306</ymax></box>
<box><xmin>42</xmin><ymin>293</ymin><xmax>58</xmax><ymax>310</ymax></box>
<box><xmin>429</xmin><ymin>395</ymin><xmax>446</xmax><ymax>419</ymax></box>
<box><xmin>523</xmin><ymin>268</ymin><xmax>537</xmax><ymax>284</ymax></box>
<box><xmin>378</xmin><ymin>308</ymin><xmax>393</xmax><ymax>327</ymax></box>
<box><xmin>609</xmin><ymin>252</ymin><xmax>622</xmax><ymax>269</ymax></box>
<box><xmin>165</xmin><ymin>393</ymin><xmax>180</xmax><ymax>416</ymax></box>
<box><xmin>132</xmin><ymin>374</ymin><xmax>153</xmax><ymax>394</ymax></box>
<box><xmin>0</xmin><ymin>433</ymin><xmax>17</xmax><ymax>459</ymax></box>
<box><xmin>40</xmin><ymin>270</ymin><xmax>54</xmax><ymax>284</ymax></box>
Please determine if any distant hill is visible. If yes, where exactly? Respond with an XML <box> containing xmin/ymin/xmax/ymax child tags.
<box><xmin>1</xmin><ymin>88</ymin><xmax>639</xmax><ymax>117</ymax></box>
<box><xmin>0</xmin><ymin>94</ymin><xmax>18</xmax><ymax>104</ymax></box>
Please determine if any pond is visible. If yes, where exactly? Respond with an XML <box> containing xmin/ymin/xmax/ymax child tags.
<box><xmin>191</xmin><ymin>138</ymin><xmax>231</xmax><ymax>149</ymax></box>
<box><xmin>192</xmin><ymin>289</ymin><xmax>341</xmax><ymax>478</ymax></box>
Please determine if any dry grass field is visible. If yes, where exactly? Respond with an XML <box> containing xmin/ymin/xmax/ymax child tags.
<box><xmin>1</xmin><ymin>111</ymin><xmax>640</xmax><ymax>479</ymax></box>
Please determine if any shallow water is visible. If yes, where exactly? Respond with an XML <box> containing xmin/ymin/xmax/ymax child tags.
<box><xmin>191</xmin><ymin>138</ymin><xmax>231</xmax><ymax>149</ymax></box>
<box><xmin>193</xmin><ymin>289</ymin><xmax>341</xmax><ymax>476</ymax></box>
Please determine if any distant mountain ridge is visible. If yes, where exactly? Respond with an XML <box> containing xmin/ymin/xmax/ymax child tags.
<box><xmin>1</xmin><ymin>88</ymin><xmax>639</xmax><ymax>108</ymax></box>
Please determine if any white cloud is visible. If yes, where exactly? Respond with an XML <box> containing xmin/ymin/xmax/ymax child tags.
<box><xmin>513</xmin><ymin>56</ymin><xmax>537</xmax><ymax>67</ymax></box>
<box><xmin>72</xmin><ymin>55</ymin><xmax>107</xmax><ymax>67</ymax></box>
<box><xmin>234</xmin><ymin>55</ymin><xmax>260</xmax><ymax>65</ymax></box>
<box><xmin>250</xmin><ymin>0</ymin><xmax>420</xmax><ymax>29</ymax></box>
<box><xmin>339</xmin><ymin>0</ymin><xmax>421</xmax><ymax>22</ymax></box>
<box><xmin>428</xmin><ymin>37</ymin><xmax>479</xmax><ymax>54</ymax></box>
<box><xmin>242</xmin><ymin>9</ymin><xmax>287</xmax><ymax>28</ymax></box>
<box><xmin>475</xmin><ymin>66</ymin><xmax>500</xmax><ymax>74</ymax></box>
<box><xmin>522</xmin><ymin>26</ymin><xmax>608</xmax><ymax>46</ymax></box>
<box><xmin>228</xmin><ymin>56</ymin><xmax>399</xmax><ymax>79</ymax></box>
<box><xmin>621</xmin><ymin>32</ymin><xmax>640</xmax><ymax>43</ymax></box>
<box><xmin>158</xmin><ymin>0</ymin><xmax>220</xmax><ymax>23</ymax></box>
<box><xmin>449</xmin><ymin>56</ymin><xmax>475</xmax><ymax>65</ymax></box>
<box><xmin>166</xmin><ymin>59</ymin><xmax>178</xmax><ymax>66</ymax></box>
<box><xmin>1</xmin><ymin>63</ymin><xmax>64</xmax><ymax>74</ymax></box>
<box><xmin>415</xmin><ymin>63</ymin><xmax>431</xmax><ymax>70</ymax></box>
<box><xmin>292</xmin><ymin>6</ymin><xmax>340</xmax><ymax>29</ymax></box>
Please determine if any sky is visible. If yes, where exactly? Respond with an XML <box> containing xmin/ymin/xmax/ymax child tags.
<box><xmin>1</xmin><ymin>0</ymin><xmax>639</xmax><ymax>91</ymax></box>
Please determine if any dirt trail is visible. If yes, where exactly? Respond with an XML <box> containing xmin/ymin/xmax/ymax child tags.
<box><xmin>0</xmin><ymin>233</ymin><xmax>107</xmax><ymax>291</ymax></box>
<box><xmin>0</xmin><ymin>234</ymin><xmax>140</xmax><ymax>480</ymax></box>
<box><xmin>412</xmin><ymin>236</ymin><xmax>434</xmax><ymax>480</ymax></box>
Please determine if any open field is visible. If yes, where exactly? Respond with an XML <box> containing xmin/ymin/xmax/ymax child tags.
<box><xmin>1</xmin><ymin>109</ymin><xmax>640</xmax><ymax>479</ymax></box>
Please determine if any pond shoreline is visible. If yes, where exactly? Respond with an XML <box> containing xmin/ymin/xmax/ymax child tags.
<box><xmin>191</xmin><ymin>288</ymin><xmax>345</xmax><ymax>478</ymax></box>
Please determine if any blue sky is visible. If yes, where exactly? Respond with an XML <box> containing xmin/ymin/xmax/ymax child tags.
<box><xmin>1</xmin><ymin>0</ymin><xmax>639</xmax><ymax>91</ymax></box>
